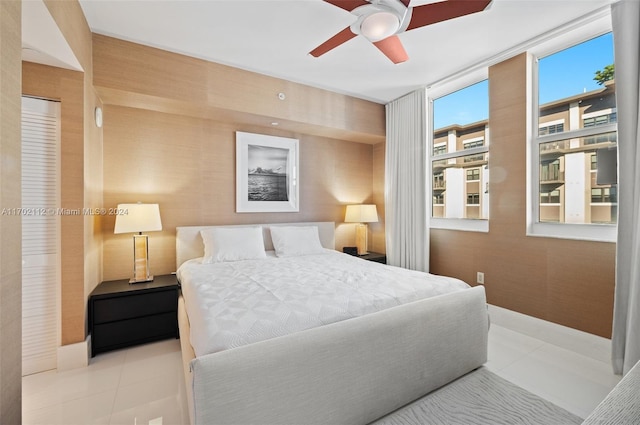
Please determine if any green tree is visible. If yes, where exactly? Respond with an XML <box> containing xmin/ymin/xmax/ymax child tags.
<box><xmin>594</xmin><ymin>64</ymin><xmax>614</xmax><ymax>85</ymax></box>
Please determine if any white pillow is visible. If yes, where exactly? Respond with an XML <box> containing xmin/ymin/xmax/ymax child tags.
<box><xmin>269</xmin><ymin>226</ymin><xmax>326</xmax><ymax>257</ymax></box>
<box><xmin>200</xmin><ymin>226</ymin><xmax>267</xmax><ymax>263</ymax></box>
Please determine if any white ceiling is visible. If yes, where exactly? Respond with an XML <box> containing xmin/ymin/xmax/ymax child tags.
<box><xmin>32</xmin><ymin>0</ymin><xmax>616</xmax><ymax>104</ymax></box>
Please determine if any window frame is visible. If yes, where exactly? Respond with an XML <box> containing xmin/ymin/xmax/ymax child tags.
<box><xmin>466</xmin><ymin>168</ymin><xmax>481</xmax><ymax>181</ymax></box>
<box><xmin>428</xmin><ymin>69</ymin><xmax>490</xmax><ymax>233</ymax></box>
<box><xmin>527</xmin><ymin>22</ymin><xmax>617</xmax><ymax>242</ymax></box>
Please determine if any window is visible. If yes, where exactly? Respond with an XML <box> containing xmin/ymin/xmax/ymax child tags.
<box><xmin>540</xmin><ymin>159</ymin><xmax>561</xmax><ymax>181</ymax></box>
<box><xmin>467</xmin><ymin>193</ymin><xmax>480</xmax><ymax>205</ymax></box>
<box><xmin>464</xmin><ymin>139</ymin><xmax>484</xmax><ymax>149</ymax></box>
<box><xmin>531</xmin><ymin>32</ymin><xmax>617</xmax><ymax>240</ymax></box>
<box><xmin>591</xmin><ymin>187</ymin><xmax>616</xmax><ymax>203</ymax></box>
<box><xmin>431</xmin><ymin>79</ymin><xmax>489</xmax><ymax>226</ymax></box>
<box><xmin>466</xmin><ymin>168</ymin><xmax>480</xmax><ymax>181</ymax></box>
<box><xmin>584</xmin><ymin>112</ymin><xmax>616</xmax><ymax>128</ymax></box>
<box><xmin>541</xmin><ymin>190</ymin><xmax>561</xmax><ymax>204</ymax></box>
<box><xmin>433</xmin><ymin>172</ymin><xmax>445</xmax><ymax>189</ymax></box>
<box><xmin>433</xmin><ymin>144</ymin><xmax>446</xmax><ymax>155</ymax></box>
<box><xmin>584</xmin><ymin>132</ymin><xmax>617</xmax><ymax>146</ymax></box>
<box><xmin>539</xmin><ymin>123</ymin><xmax>564</xmax><ymax>135</ymax></box>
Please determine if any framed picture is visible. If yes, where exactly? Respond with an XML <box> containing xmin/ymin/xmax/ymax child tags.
<box><xmin>236</xmin><ymin>131</ymin><xmax>299</xmax><ymax>213</ymax></box>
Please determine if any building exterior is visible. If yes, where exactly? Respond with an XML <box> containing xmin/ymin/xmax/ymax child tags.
<box><xmin>432</xmin><ymin>120</ymin><xmax>489</xmax><ymax>219</ymax></box>
<box><xmin>432</xmin><ymin>80</ymin><xmax>617</xmax><ymax>224</ymax></box>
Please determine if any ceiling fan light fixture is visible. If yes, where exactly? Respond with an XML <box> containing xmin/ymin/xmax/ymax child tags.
<box><xmin>360</xmin><ymin>11</ymin><xmax>400</xmax><ymax>42</ymax></box>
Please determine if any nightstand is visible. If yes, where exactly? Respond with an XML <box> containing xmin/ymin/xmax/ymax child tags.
<box><xmin>89</xmin><ymin>274</ymin><xmax>179</xmax><ymax>357</ymax></box>
<box><xmin>358</xmin><ymin>252</ymin><xmax>387</xmax><ymax>264</ymax></box>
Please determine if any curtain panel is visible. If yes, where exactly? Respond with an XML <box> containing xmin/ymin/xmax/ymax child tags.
<box><xmin>611</xmin><ymin>0</ymin><xmax>640</xmax><ymax>376</ymax></box>
<box><xmin>384</xmin><ymin>89</ymin><xmax>429</xmax><ymax>272</ymax></box>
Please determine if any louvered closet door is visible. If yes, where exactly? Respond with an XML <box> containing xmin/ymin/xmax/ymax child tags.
<box><xmin>21</xmin><ymin>97</ymin><xmax>60</xmax><ymax>376</ymax></box>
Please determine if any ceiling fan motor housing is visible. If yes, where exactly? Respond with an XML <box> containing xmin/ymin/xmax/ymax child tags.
<box><xmin>350</xmin><ymin>0</ymin><xmax>411</xmax><ymax>41</ymax></box>
<box><xmin>310</xmin><ymin>0</ymin><xmax>492</xmax><ymax>64</ymax></box>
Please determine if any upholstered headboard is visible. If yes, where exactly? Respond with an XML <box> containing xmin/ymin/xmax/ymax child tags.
<box><xmin>175</xmin><ymin>222</ymin><xmax>336</xmax><ymax>270</ymax></box>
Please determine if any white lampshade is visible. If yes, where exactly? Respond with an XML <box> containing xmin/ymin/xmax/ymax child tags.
<box><xmin>114</xmin><ymin>203</ymin><xmax>162</xmax><ymax>234</ymax></box>
<box><xmin>345</xmin><ymin>204</ymin><xmax>378</xmax><ymax>223</ymax></box>
<box><xmin>360</xmin><ymin>11</ymin><xmax>400</xmax><ymax>42</ymax></box>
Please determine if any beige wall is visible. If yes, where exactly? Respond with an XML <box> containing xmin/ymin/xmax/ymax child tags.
<box><xmin>22</xmin><ymin>62</ymin><xmax>89</xmax><ymax>346</ymax></box>
<box><xmin>92</xmin><ymin>35</ymin><xmax>385</xmax><ymax>145</ymax></box>
<box><xmin>372</xmin><ymin>142</ymin><xmax>386</xmax><ymax>253</ymax></box>
<box><xmin>102</xmin><ymin>107</ymin><xmax>377</xmax><ymax>280</ymax></box>
<box><xmin>45</xmin><ymin>0</ymin><xmax>103</xmax><ymax>343</ymax></box>
<box><xmin>426</xmin><ymin>54</ymin><xmax>615</xmax><ymax>338</ymax></box>
<box><xmin>0</xmin><ymin>1</ymin><xmax>22</xmax><ymax>422</ymax></box>
<box><xmin>94</xmin><ymin>35</ymin><xmax>386</xmax><ymax>281</ymax></box>
<box><xmin>22</xmin><ymin>1</ymin><xmax>102</xmax><ymax>345</ymax></box>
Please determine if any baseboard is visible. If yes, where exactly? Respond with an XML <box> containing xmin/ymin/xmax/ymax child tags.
<box><xmin>57</xmin><ymin>335</ymin><xmax>90</xmax><ymax>371</ymax></box>
<box><xmin>488</xmin><ymin>304</ymin><xmax>611</xmax><ymax>364</ymax></box>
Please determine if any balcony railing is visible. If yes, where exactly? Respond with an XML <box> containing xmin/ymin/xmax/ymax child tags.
<box><xmin>540</xmin><ymin>169</ymin><xmax>564</xmax><ymax>182</ymax></box>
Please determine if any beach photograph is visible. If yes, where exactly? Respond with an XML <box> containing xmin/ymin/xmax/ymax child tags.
<box><xmin>247</xmin><ymin>144</ymin><xmax>289</xmax><ymax>201</ymax></box>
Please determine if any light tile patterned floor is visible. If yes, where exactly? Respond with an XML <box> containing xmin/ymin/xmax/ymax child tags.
<box><xmin>22</xmin><ymin>322</ymin><xmax>621</xmax><ymax>424</ymax></box>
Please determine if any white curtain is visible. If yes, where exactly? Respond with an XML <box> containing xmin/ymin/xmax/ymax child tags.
<box><xmin>612</xmin><ymin>0</ymin><xmax>640</xmax><ymax>376</ymax></box>
<box><xmin>384</xmin><ymin>89</ymin><xmax>429</xmax><ymax>272</ymax></box>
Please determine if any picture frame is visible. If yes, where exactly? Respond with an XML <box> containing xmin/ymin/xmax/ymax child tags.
<box><xmin>236</xmin><ymin>131</ymin><xmax>299</xmax><ymax>213</ymax></box>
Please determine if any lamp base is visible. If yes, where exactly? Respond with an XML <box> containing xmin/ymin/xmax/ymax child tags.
<box><xmin>130</xmin><ymin>234</ymin><xmax>154</xmax><ymax>284</ymax></box>
<box><xmin>129</xmin><ymin>275</ymin><xmax>154</xmax><ymax>284</ymax></box>
<box><xmin>355</xmin><ymin>223</ymin><xmax>369</xmax><ymax>256</ymax></box>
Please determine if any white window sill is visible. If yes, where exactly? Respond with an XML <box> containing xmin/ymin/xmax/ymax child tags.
<box><xmin>527</xmin><ymin>222</ymin><xmax>616</xmax><ymax>242</ymax></box>
<box><xmin>430</xmin><ymin>218</ymin><xmax>489</xmax><ymax>233</ymax></box>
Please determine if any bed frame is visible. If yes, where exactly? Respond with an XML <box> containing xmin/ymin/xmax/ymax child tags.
<box><xmin>176</xmin><ymin>222</ymin><xmax>488</xmax><ymax>425</ymax></box>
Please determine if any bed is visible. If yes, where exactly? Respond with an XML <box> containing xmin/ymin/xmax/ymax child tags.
<box><xmin>176</xmin><ymin>222</ymin><xmax>488</xmax><ymax>425</ymax></box>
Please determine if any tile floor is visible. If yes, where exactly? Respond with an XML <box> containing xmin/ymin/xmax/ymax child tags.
<box><xmin>22</xmin><ymin>321</ymin><xmax>621</xmax><ymax>424</ymax></box>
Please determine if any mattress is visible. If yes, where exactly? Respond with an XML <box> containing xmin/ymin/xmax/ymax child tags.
<box><xmin>178</xmin><ymin>250</ymin><xmax>469</xmax><ymax>357</ymax></box>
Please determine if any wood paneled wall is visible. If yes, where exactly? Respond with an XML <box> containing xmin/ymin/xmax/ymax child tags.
<box><xmin>372</xmin><ymin>142</ymin><xmax>386</xmax><ymax>253</ymax></box>
<box><xmin>93</xmin><ymin>34</ymin><xmax>385</xmax><ymax>281</ymax></box>
<box><xmin>22</xmin><ymin>63</ymin><xmax>87</xmax><ymax>345</ymax></box>
<box><xmin>92</xmin><ymin>34</ymin><xmax>385</xmax><ymax>145</ymax></box>
<box><xmin>46</xmin><ymin>0</ymin><xmax>107</xmax><ymax>323</ymax></box>
<box><xmin>102</xmin><ymin>106</ymin><xmax>376</xmax><ymax>280</ymax></box>
<box><xmin>26</xmin><ymin>0</ymin><xmax>101</xmax><ymax>345</ymax></box>
<box><xmin>428</xmin><ymin>54</ymin><xmax>615</xmax><ymax>338</ymax></box>
<box><xmin>0</xmin><ymin>1</ymin><xmax>23</xmax><ymax>422</ymax></box>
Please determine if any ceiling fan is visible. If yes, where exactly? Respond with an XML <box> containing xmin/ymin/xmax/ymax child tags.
<box><xmin>310</xmin><ymin>0</ymin><xmax>492</xmax><ymax>64</ymax></box>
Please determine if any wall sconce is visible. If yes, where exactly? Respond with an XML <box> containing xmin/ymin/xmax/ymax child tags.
<box><xmin>345</xmin><ymin>204</ymin><xmax>378</xmax><ymax>255</ymax></box>
<box><xmin>114</xmin><ymin>203</ymin><xmax>162</xmax><ymax>283</ymax></box>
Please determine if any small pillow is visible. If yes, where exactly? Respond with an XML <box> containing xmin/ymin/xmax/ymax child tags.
<box><xmin>270</xmin><ymin>226</ymin><xmax>326</xmax><ymax>257</ymax></box>
<box><xmin>201</xmin><ymin>226</ymin><xmax>267</xmax><ymax>263</ymax></box>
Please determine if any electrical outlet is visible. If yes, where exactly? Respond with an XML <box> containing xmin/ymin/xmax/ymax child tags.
<box><xmin>476</xmin><ymin>272</ymin><xmax>485</xmax><ymax>285</ymax></box>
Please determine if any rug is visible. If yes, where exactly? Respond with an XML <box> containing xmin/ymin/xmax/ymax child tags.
<box><xmin>371</xmin><ymin>367</ymin><xmax>582</xmax><ymax>425</ymax></box>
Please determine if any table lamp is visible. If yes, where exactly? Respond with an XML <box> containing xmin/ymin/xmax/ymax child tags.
<box><xmin>114</xmin><ymin>203</ymin><xmax>162</xmax><ymax>283</ymax></box>
<box><xmin>345</xmin><ymin>204</ymin><xmax>378</xmax><ymax>255</ymax></box>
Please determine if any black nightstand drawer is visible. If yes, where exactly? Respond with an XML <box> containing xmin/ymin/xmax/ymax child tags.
<box><xmin>92</xmin><ymin>312</ymin><xmax>177</xmax><ymax>351</ymax></box>
<box><xmin>93</xmin><ymin>290</ymin><xmax>177</xmax><ymax>324</ymax></box>
<box><xmin>89</xmin><ymin>274</ymin><xmax>179</xmax><ymax>357</ymax></box>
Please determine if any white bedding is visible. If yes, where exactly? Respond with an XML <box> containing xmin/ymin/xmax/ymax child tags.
<box><xmin>178</xmin><ymin>250</ymin><xmax>469</xmax><ymax>357</ymax></box>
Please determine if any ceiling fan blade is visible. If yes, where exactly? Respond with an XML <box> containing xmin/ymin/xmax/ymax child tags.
<box><xmin>310</xmin><ymin>27</ymin><xmax>358</xmax><ymax>57</ymax></box>
<box><xmin>323</xmin><ymin>0</ymin><xmax>370</xmax><ymax>12</ymax></box>
<box><xmin>373</xmin><ymin>35</ymin><xmax>409</xmax><ymax>64</ymax></box>
<box><xmin>398</xmin><ymin>0</ymin><xmax>411</xmax><ymax>7</ymax></box>
<box><xmin>407</xmin><ymin>0</ymin><xmax>492</xmax><ymax>31</ymax></box>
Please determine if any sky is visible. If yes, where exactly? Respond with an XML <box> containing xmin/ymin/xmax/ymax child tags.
<box><xmin>433</xmin><ymin>32</ymin><xmax>614</xmax><ymax>130</ymax></box>
<box><xmin>248</xmin><ymin>145</ymin><xmax>288</xmax><ymax>172</ymax></box>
